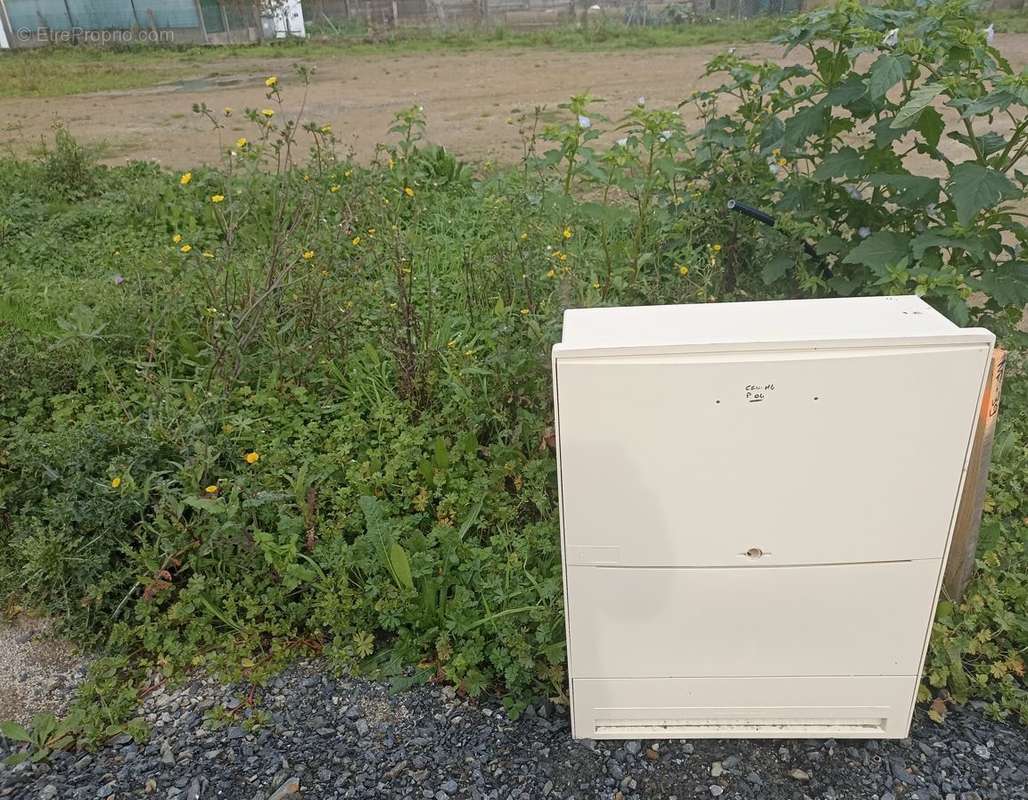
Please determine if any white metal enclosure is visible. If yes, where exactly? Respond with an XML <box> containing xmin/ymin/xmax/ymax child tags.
<box><xmin>551</xmin><ymin>295</ymin><xmax>994</xmax><ymax>739</ymax></box>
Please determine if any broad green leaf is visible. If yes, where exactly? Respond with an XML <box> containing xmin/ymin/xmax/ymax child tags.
<box><xmin>947</xmin><ymin>163</ymin><xmax>1020</xmax><ymax>226</ymax></box>
<box><xmin>389</xmin><ymin>543</ymin><xmax>414</xmax><ymax>591</ymax></box>
<box><xmin>869</xmin><ymin>54</ymin><xmax>908</xmax><ymax>101</ymax></box>
<box><xmin>947</xmin><ymin>645</ymin><xmax>970</xmax><ymax>703</ymax></box>
<box><xmin>783</xmin><ymin>104</ymin><xmax>828</xmax><ymax>149</ymax></box>
<box><xmin>866</xmin><ymin>173</ymin><xmax>942</xmax><ymax>205</ymax></box>
<box><xmin>360</xmin><ymin>495</ymin><xmax>392</xmax><ymax>550</ymax></box>
<box><xmin>917</xmin><ymin>107</ymin><xmax>945</xmax><ymax>149</ymax></box>
<box><xmin>891</xmin><ymin>84</ymin><xmax>943</xmax><ymax>130</ymax></box>
<box><xmin>182</xmin><ymin>496</ymin><xmax>226</xmax><ymax>516</ymax></box>
<box><xmin>911</xmin><ymin>231</ymin><xmax>989</xmax><ymax>261</ymax></box>
<box><xmin>432</xmin><ymin>436</ymin><xmax>449</xmax><ymax>473</ymax></box>
<box><xmin>813</xmin><ymin>147</ymin><xmax>864</xmax><ymax>180</ymax></box>
<box><xmin>0</xmin><ymin>721</ymin><xmax>31</xmax><ymax>743</ymax></box>
<box><xmin>843</xmin><ymin>232</ymin><xmax>912</xmax><ymax>272</ymax></box>
<box><xmin>31</xmin><ymin>713</ymin><xmax>56</xmax><ymax>742</ymax></box>
<box><xmin>944</xmin><ymin>295</ymin><xmax>971</xmax><ymax>326</ymax></box>
<box><xmin>761</xmin><ymin>254</ymin><xmax>794</xmax><ymax>285</ymax></box>
<box><xmin>975</xmin><ymin>262</ymin><xmax>1028</xmax><ymax>307</ymax></box>
<box><xmin>873</xmin><ymin>117</ymin><xmax>906</xmax><ymax>148</ymax></box>
<box><xmin>957</xmin><ymin>90</ymin><xmax>1015</xmax><ymax>118</ymax></box>
<box><xmin>823</xmin><ymin>74</ymin><xmax>867</xmax><ymax>107</ymax></box>
<box><xmin>816</xmin><ymin>235</ymin><xmax>846</xmax><ymax>255</ymax></box>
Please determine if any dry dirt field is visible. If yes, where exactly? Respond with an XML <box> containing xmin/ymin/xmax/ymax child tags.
<box><xmin>3</xmin><ymin>33</ymin><xmax>1028</xmax><ymax>169</ymax></box>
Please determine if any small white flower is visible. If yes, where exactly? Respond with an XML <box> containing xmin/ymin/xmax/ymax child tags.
<box><xmin>578</xmin><ymin>115</ymin><xmax>591</xmax><ymax>129</ymax></box>
<box><xmin>984</xmin><ymin>23</ymin><xmax>995</xmax><ymax>44</ymax></box>
<box><xmin>846</xmin><ymin>185</ymin><xmax>862</xmax><ymax>200</ymax></box>
<box><xmin>637</xmin><ymin>96</ymin><xmax>646</xmax><ymax>107</ymax></box>
<box><xmin>616</xmin><ymin>137</ymin><xmax>628</xmax><ymax>147</ymax></box>
<box><xmin>859</xmin><ymin>226</ymin><xmax>872</xmax><ymax>238</ymax></box>
<box><xmin>660</xmin><ymin>130</ymin><xmax>673</xmax><ymax>142</ymax></box>
<box><xmin>883</xmin><ymin>28</ymin><xmax>899</xmax><ymax>48</ymax></box>
<box><xmin>727</xmin><ymin>47</ymin><xmax>736</xmax><ymax>55</ymax></box>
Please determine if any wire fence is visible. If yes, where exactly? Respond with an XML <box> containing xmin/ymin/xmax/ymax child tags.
<box><xmin>306</xmin><ymin>0</ymin><xmax>806</xmax><ymax>31</ymax></box>
<box><xmin>0</xmin><ymin>0</ymin><xmax>807</xmax><ymax>50</ymax></box>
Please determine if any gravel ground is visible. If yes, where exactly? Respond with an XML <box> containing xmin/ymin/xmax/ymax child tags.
<box><xmin>1</xmin><ymin>660</ymin><xmax>1025</xmax><ymax>800</ymax></box>
<box><xmin>0</xmin><ymin>616</ymin><xmax>87</xmax><ymax>726</ymax></box>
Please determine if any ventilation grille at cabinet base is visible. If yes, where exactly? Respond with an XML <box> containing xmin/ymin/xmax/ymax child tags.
<box><xmin>593</xmin><ymin>717</ymin><xmax>888</xmax><ymax>738</ymax></box>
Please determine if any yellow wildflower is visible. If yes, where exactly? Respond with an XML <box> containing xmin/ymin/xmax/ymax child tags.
<box><xmin>679</xmin><ymin>264</ymin><xmax>689</xmax><ymax>276</ymax></box>
<box><xmin>404</xmin><ymin>186</ymin><xmax>415</xmax><ymax>198</ymax></box>
<box><xmin>712</xmin><ymin>243</ymin><xmax>722</xmax><ymax>252</ymax></box>
<box><xmin>205</xmin><ymin>485</ymin><xmax>219</xmax><ymax>494</ymax></box>
<box><xmin>320</xmin><ymin>124</ymin><xmax>332</xmax><ymax>134</ymax></box>
<box><xmin>344</xmin><ymin>170</ymin><xmax>352</xmax><ymax>178</ymax></box>
<box><xmin>546</xmin><ymin>269</ymin><xmax>556</xmax><ymax>279</ymax></box>
<box><xmin>111</xmin><ymin>477</ymin><xmax>121</xmax><ymax>488</ymax></box>
<box><xmin>265</xmin><ymin>75</ymin><xmax>278</xmax><ymax>88</ymax></box>
<box><xmin>179</xmin><ymin>172</ymin><xmax>192</xmax><ymax>186</ymax></box>
<box><xmin>352</xmin><ymin>236</ymin><xmax>362</xmax><ymax>246</ymax></box>
<box><xmin>563</xmin><ymin>227</ymin><xmax>573</xmax><ymax>240</ymax></box>
<box><xmin>330</xmin><ymin>184</ymin><xmax>340</xmax><ymax>193</ymax></box>
<box><xmin>367</xmin><ymin>228</ymin><xmax>376</xmax><ymax>235</ymax></box>
<box><xmin>245</xmin><ymin>451</ymin><xmax>260</xmax><ymax>464</ymax></box>
<box><xmin>202</xmin><ymin>251</ymin><xmax>215</xmax><ymax>259</ymax></box>
<box><xmin>235</xmin><ymin>137</ymin><xmax>248</xmax><ymax>149</ymax></box>
<box><xmin>224</xmin><ymin>107</ymin><xmax>233</xmax><ymax>116</ymax></box>
<box><xmin>180</xmin><ymin>244</ymin><xmax>192</xmax><ymax>253</ymax></box>
<box><xmin>210</xmin><ymin>194</ymin><xmax>225</xmax><ymax>204</ymax></box>
<box><xmin>447</xmin><ymin>340</ymin><xmax>457</xmax><ymax>349</ymax></box>
<box><xmin>260</xmin><ymin>108</ymin><xmax>275</xmax><ymax>118</ymax></box>
<box><xmin>172</xmin><ymin>233</ymin><xmax>182</xmax><ymax>243</ymax></box>
<box><xmin>520</xmin><ymin>308</ymin><xmax>530</xmax><ymax>316</ymax></box>
<box><xmin>303</xmin><ymin>250</ymin><xmax>315</xmax><ymax>260</ymax></box>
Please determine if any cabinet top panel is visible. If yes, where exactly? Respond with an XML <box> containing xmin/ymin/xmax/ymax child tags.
<box><xmin>556</xmin><ymin>296</ymin><xmax>993</xmax><ymax>356</ymax></box>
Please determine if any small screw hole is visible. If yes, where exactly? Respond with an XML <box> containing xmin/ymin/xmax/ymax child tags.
<box><xmin>715</xmin><ymin>400</ymin><xmax>721</xmax><ymax>404</ymax></box>
<box><xmin>813</xmin><ymin>396</ymin><xmax>819</xmax><ymax>401</ymax></box>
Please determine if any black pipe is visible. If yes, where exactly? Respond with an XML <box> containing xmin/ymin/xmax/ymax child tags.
<box><xmin>727</xmin><ymin>199</ymin><xmax>830</xmax><ymax>277</ymax></box>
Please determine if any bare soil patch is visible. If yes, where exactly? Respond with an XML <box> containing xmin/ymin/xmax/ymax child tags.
<box><xmin>3</xmin><ymin>34</ymin><xmax>1026</xmax><ymax>169</ymax></box>
<box><xmin>0</xmin><ymin>615</ymin><xmax>87</xmax><ymax>725</ymax></box>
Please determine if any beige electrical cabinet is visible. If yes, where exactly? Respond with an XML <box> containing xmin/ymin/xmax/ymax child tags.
<box><xmin>551</xmin><ymin>295</ymin><xmax>994</xmax><ymax>739</ymax></box>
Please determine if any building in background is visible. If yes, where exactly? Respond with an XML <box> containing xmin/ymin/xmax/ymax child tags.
<box><xmin>0</xmin><ymin>0</ymin><xmax>306</xmax><ymax>48</ymax></box>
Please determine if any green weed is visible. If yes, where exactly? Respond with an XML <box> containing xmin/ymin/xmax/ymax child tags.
<box><xmin>0</xmin><ymin>0</ymin><xmax>1024</xmax><ymax>761</ymax></box>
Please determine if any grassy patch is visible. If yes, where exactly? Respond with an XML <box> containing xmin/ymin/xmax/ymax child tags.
<box><xmin>0</xmin><ymin>17</ymin><xmax>786</xmax><ymax>98</ymax></box>
<box><xmin>993</xmin><ymin>9</ymin><xmax>1028</xmax><ymax>35</ymax></box>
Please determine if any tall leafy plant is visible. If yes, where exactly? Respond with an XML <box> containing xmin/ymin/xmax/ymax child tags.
<box><xmin>690</xmin><ymin>0</ymin><xmax>1028</xmax><ymax>339</ymax></box>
